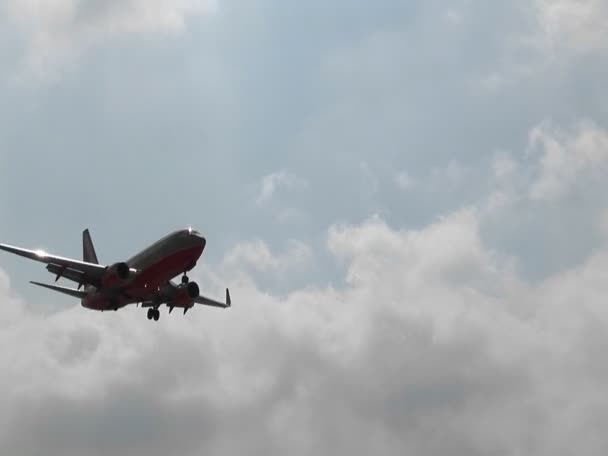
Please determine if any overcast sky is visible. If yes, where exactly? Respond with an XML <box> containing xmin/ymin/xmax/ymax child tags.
<box><xmin>1</xmin><ymin>1</ymin><xmax>608</xmax><ymax>455</ymax></box>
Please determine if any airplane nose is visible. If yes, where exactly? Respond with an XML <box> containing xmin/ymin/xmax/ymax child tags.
<box><xmin>193</xmin><ymin>232</ymin><xmax>206</xmax><ymax>247</ymax></box>
<box><xmin>186</xmin><ymin>229</ymin><xmax>205</xmax><ymax>249</ymax></box>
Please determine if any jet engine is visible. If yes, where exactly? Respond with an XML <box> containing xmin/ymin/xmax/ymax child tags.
<box><xmin>173</xmin><ymin>282</ymin><xmax>199</xmax><ymax>307</ymax></box>
<box><xmin>101</xmin><ymin>262</ymin><xmax>131</xmax><ymax>288</ymax></box>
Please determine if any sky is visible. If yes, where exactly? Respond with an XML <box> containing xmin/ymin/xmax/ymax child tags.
<box><xmin>0</xmin><ymin>0</ymin><xmax>608</xmax><ymax>454</ymax></box>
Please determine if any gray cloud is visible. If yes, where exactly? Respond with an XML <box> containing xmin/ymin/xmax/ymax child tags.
<box><xmin>2</xmin><ymin>162</ymin><xmax>608</xmax><ymax>454</ymax></box>
<box><xmin>0</xmin><ymin>0</ymin><xmax>607</xmax><ymax>454</ymax></box>
<box><xmin>1</xmin><ymin>134</ymin><xmax>608</xmax><ymax>455</ymax></box>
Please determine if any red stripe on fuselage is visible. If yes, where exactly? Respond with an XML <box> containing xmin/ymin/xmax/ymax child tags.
<box><xmin>129</xmin><ymin>244</ymin><xmax>204</xmax><ymax>296</ymax></box>
<box><xmin>82</xmin><ymin>244</ymin><xmax>204</xmax><ymax>310</ymax></box>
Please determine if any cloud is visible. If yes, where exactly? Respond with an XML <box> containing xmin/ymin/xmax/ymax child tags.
<box><xmin>535</xmin><ymin>0</ymin><xmax>608</xmax><ymax>54</ymax></box>
<box><xmin>4</xmin><ymin>0</ymin><xmax>216</xmax><ymax>78</ymax></box>
<box><xmin>0</xmin><ymin>0</ymin><xmax>607</xmax><ymax>454</ymax></box>
<box><xmin>1</xmin><ymin>115</ymin><xmax>608</xmax><ymax>452</ymax></box>
<box><xmin>478</xmin><ymin>0</ymin><xmax>608</xmax><ymax>90</ymax></box>
<box><xmin>3</xmin><ymin>189</ymin><xmax>608</xmax><ymax>455</ymax></box>
<box><xmin>222</xmin><ymin>239</ymin><xmax>313</xmax><ymax>273</ymax></box>
<box><xmin>528</xmin><ymin>120</ymin><xmax>608</xmax><ymax>200</ymax></box>
<box><xmin>255</xmin><ymin>170</ymin><xmax>308</xmax><ymax>206</ymax></box>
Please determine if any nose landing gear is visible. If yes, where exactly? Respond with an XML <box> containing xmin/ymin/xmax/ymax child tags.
<box><xmin>181</xmin><ymin>263</ymin><xmax>196</xmax><ymax>284</ymax></box>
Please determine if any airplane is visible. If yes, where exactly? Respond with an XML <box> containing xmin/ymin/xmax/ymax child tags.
<box><xmin>0</xmin><ymin>227</ymin><xmax>231</xmax><ymax>321</ymax></box>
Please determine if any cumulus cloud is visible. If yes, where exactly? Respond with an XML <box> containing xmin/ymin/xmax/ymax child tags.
<box><xmin>477</xmin><ymin>0</ymin><xmax>608</xmax><ymax>90</ymax></box>
<box><xmin>535</xmin><ymin>0</ymin><xmax>608</xmax><ymax>54</ymax></box>
<box><xmin>222</xmin><ymin>239</ymin><xmax>313</xmax><ymax>273</ymax></box>
<box><xmin>528</xmin><ymin>120</ymin><xmax>608</xmax><ymax>200</ymax></box>
<box><xmin>2</xmin><ymin>113</ymin><xmax>608</xmax><ymax>453</ymax></box>
<box><xmin>4</xmin><ymin>0</ymin><xmax>216</xmax><ymax>77</ymax></box>
<box><xmin>0</xmin><ymin>0</ymin><xmax>607</xmax><ymax>454</ymax></box>
<box><xmin>2</xmin><ymin>123</ymin><xmax>608</xmax><ymax>454</ymax></box>
<box><xmin>3</xmin><ymin>190</ymin><xmax>608</xmax><ymax>455</ymax></box>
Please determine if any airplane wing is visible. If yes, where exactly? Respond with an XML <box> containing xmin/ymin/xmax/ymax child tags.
<box><xmin>195</xmin><ymin>288</ymin><xmax>231</xmax><ymax>308</ymax></box>
<box><xmin>139</xmin><ymin>282</ymin><xmax>231</xmax><ymax>309</ymax></box>
<box><xmin>0</xmin><ymin>243</ymin><xmax>107</xmax><ymax>283</ymax></box>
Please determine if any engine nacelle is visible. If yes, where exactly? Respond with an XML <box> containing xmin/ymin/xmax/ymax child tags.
<box><xmin>174</xmin><ymin>282</ymin><xmax>199</xmax><ymax>307</ymax></box>
<box><xmin>101</xmin><ymin>262</ymin><xmax>131</xmax><ymax>288</ymax></box>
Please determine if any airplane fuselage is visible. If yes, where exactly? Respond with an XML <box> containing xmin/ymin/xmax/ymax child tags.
<box><xmin>82</xmin><ymin>229</ymin><xmax>206</xmax><ymax>311</ymax></box>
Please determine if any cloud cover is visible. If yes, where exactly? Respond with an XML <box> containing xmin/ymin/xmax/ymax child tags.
<box><xmin>0</xmin><ymin>210</ymin><xmax>607</xmax><ymax>455</ymax></box>
<box><xmin>0</xmin><ymin>0</ymin><xmax>608</xmax><ymax>455</ymax></box>
<box><xmin>2</xmin><ymin>120</ymin><xmax>608</xmax><ymax>455</ymax></box>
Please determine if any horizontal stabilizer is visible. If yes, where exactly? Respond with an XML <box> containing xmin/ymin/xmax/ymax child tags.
<box><xmin>30</xmin><ymin>281</ymin><xmax>87</xmax><ymax>299</ymax></box>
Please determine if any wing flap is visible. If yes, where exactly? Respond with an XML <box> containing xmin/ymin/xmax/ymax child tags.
<box><xmin>46</xmin><ymin>264</ymin><xmax>89</xmax><ymax>285</ymax></box>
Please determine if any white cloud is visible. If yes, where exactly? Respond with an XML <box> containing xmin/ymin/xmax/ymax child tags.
<box><xmin>3</xmin><ymin>196</ymin><xmax>608</xmax><ymax>454</ymax></box>
<box><xmin>255</xmin><ymin>170</ymin><xmax>308</xmax><ymax>206</ymax></box>
<box><xmin>476</xmin><ymin>0</ymin><xmax>608</xmax><ymax>91</ymax></box>
<box><xmin>4</xmin><ymin>0</ymin><xmax>216</xmax><ymax>78</ymax></box>
<box><xmin>1</xmin><ymin>114</ymin><xmax>608</xmax><ymax>451</ymax></box>
<box><xmin>328</xmin><ymin>210</ymin><xmax>511</xmax><ymax>295</ymax></box>
<box><xmin>0</xmin><ymin>0</ymin><xmax>607</xmax><ymax>453</ymax></box>
<box><xmin>535</xmin><ymin>0</ymin><xmax>608</xmax><ymax>54</ymax></box>
<box><xmin>0</xmin><ymin>269</ymin><xmax>27</xmax><ymax>329</ymax></box>
<box><xmin>528</xmin><ymin>120</ymin><xmax>608</xmax><ymax>200</ymax></box>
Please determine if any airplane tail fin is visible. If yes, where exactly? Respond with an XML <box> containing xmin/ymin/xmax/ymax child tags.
<box><xmin>83</xmin><ymin>229</ymin><xmax>99</xmax><ymax>264</ymax></box>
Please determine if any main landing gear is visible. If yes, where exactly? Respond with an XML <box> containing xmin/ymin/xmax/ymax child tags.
<box><xmin>181</xmin><ymin>274</ymin><xmax>189</xmax><ymax>284</ymax></box>
<box><xmin>147</xmin><ymin>308</ymin><xmax>160</xmax><ymax>321</ymax></box>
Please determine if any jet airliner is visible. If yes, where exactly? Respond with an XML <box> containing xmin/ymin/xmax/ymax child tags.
<box><xmin>0</xmin><ymin>228</ymin><xmax>231</xmax><ymax>321</ymax></box>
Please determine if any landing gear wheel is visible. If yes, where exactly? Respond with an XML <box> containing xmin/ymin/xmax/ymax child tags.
<box><xmin>181</xmin><ymin>275</ymin><xmax>189</xmax><ymax>284</ymax></box>
<box><xmin>153</xmin><ymin>309</ymin><xmax>160</xmax><ymax>321</ymax></box>
<box><xmin>147</xmin><ymin>308</ymin><xmax>153</xmax><ymax>320</ymax></box>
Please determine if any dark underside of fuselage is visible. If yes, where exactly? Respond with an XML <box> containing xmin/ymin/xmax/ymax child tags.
<box><xmin>82</xmin><ymin>229</ymin><xmax>206</xmax><ymax>311</ymax></box>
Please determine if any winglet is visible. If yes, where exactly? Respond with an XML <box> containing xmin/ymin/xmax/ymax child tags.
<box><xmin>226</xmin><ymin>288</ymin><xmax>231</xmax><ymax>307</ymax></box>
